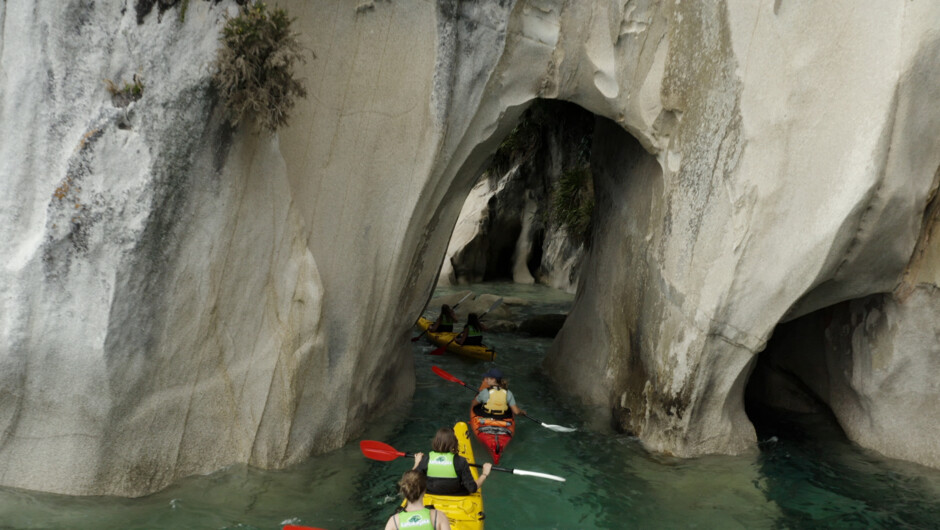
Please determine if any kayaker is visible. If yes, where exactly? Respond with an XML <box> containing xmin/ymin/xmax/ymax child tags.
<box><xmin>428</xmin><ymin>304</ymin><xmax>457</xmax><ymax>333</ymax></box>
<box><xmin>455</xmin><ymin>312</ymin><xmax>486</xmax><ymax>346</ymax></box>
<box><xmin>471</xmin><ymin>367</ymin><xmax>526</xmax><ymax>419</ymax></box>
<box><xmin>384</xmin><ymin>469</ymin><xmax>451</xmax><ymax>530</ymax></box>
<box><xmin>413</xmin><ymin>426</ymin><xmax>493</xmax><ymax>496</ymax></box>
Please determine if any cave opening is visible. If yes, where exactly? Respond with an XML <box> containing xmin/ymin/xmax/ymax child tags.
<box><xmin>437</xmin><ymin>98</ymin><xmax>596</xmax><ymax>291</ymax></box>
<box><xmin>744</xmin><ymin>304</ymin><xmax>849</xmax><ymax>443</ymax></box>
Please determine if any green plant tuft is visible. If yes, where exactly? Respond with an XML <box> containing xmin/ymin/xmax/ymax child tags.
<box><xmin>490</xmin><ymin>102</ymin><xmax>549</xmax><ymax>173</ymax></box>
<box><xmin>212</xmin><ymin>2</ymin><xmax>308</xmax><ymax>132</ymax></box>
<box><xmin>104</xmin><ymin>74</ymin><xmax>144</xmax><ymax>107</ymax></box>
<box><xmin>551</xmin><ymin>165</ymin><xmax>594</xmax><ymax>245</ymax></box>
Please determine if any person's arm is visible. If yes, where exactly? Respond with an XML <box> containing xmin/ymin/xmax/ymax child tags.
<box><xmin>455</xmin><ymin>455</ymin><xmax>489</xmax><ymax>493</ymax></box>
<box><xmin>385</xmin><ymin>514</ymin><xmax>397</xmax><ymax>530</ymax></box>
<box><xmin>413</xmin><ymin>452</ymin><xmax>427</xmax><ymax>471</ymax></box>
<box><xmin>507</xmin><ymin>391</ymin><xmax>525</xmax><ymax>416</ymax></box>
<box><xmin>429</xmin><ymin>316</ymin><xmax>441</xmax><ymax>332</ymax></box>
<box><xmin>456</xmin><ymin>326</ymin><xmax>468</xmax><ymax>345</ymax></box>
<box><xmin>473</xmin><ymin>462</ymin><xmax>493</xmax><ymax>490</ymax></box>
<box><xmin>471</xmin><ymin>389</ymin><xmax>487</xmax><ymax>409</ymax></box>
<box><xmin>434</xmin><ymin>509</ymin><xmax>451</xmax><ymax>530</ymax></box>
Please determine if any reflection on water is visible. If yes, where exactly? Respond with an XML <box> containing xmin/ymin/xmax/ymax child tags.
<box><xmin>0</xmin><ymin>283</ymin><xmax>938</xmax><ymax>528</ymax></box>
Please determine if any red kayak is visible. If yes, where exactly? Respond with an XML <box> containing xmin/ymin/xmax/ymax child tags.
<box><xmin>469</xmin><ymin>381</ymin><xmax>516</xmax><ymax>465</ymax></box>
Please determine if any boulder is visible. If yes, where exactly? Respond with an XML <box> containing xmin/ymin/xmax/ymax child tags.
<box><xmin>518</xmin><ymin>314</ymin><xmax>568</xmax><ymax>338</ymax></box>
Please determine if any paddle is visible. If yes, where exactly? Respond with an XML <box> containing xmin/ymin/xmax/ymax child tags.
<box><xmin>359</xmin><ymin>440</ymin><xmax>565</xmax><ymax>482</ymax></box>
<box><xmin>412</xmin><ymin>292</ymin><xmax>474</xmax><ymax>342</ymax></box>
<box><xmin>429</xmin><ymin>298</ymin><xmax>503</xmax><ymax>356</ymax></box>
<box><xmin>522</xmin><ymin>412</ymin><xmax>577</xmax><ymax>433</ymax></box>
<box><xmin>431</xmin><ymin>365</ymin><xmax>476</xmax><ymax>392</ymax></box>
<box><xmin>431</xmin><ymin>366</ymin><xmax>577</xmax><ymax>433</ymax></box>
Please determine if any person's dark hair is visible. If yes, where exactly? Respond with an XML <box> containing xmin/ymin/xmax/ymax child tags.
<box><xmin>398</xmin><ymin>470</ymin><xmax>427</xmax><ymax>502</ymax></box>
<box><xmin>467</xmin><ymin>313</ymin><xmax>482</xmax><ymax>328</ymax></box>
<box><xmin>431</xmin><ymin>426</ymin><xmax>459</xmax><ymax>454</ymax></box>
<box><xmin>442</xmin><ymin>304</ymin><xmax>455</xmax><ymax>318</ymax></box>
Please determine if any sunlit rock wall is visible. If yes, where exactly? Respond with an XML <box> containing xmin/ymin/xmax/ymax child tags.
<box><xmin>2</xmin><ymin>0</ymin><xmax>940</xmax><ymax>497</ymax></box>
<box><xmin>0</xmin><ymin>1</ymin><xmax>380</xmax><ymax>496</ymax></box>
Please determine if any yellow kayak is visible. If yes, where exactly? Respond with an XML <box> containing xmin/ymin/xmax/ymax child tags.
<box><xmin>406</xmin><ymin>421</ymin><xmax>485</xmax><ymax>530</ymax></box>
<box><xmin>416</xmin><ymin>317</ymin><xmax>496</xmax><ymax>361</ymax></box>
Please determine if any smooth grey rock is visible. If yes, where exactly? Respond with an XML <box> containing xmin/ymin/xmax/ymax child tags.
<box><xmin>3</xmin><ymin>0</ymin><xmax>940</xmax><ymax>497</ymax></box>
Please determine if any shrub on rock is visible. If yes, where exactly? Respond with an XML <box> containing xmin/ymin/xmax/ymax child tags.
<box><xmin>212</xmin><ymin>2</ymin><xmax>307</xmax><ymax>132</ymax></box>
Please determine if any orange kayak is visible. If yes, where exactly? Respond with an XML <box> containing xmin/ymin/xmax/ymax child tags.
<box><xmin>469</xmin><ymin>381</ymin><xmax>516</xmax><ymax>465</ymax></box>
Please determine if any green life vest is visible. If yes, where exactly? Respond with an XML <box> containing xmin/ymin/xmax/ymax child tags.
<box><xmin>397</xmin><ymin>507</ymin><xmax>433</xmax><ymax>529</ymax></box>
<box><xmin>441</xmin><ymin>313</ymin><xmax>453</xmax><ymax>326</ymax></box>
<box><xmin>467</xmin><ymin>325</ymin><xmax>482</xmax><ymax>338</ymax></box>
<box><xmin>427</xmin><ymin>451</ymin><xmax>458</xmax><ymax>478</ymax></box>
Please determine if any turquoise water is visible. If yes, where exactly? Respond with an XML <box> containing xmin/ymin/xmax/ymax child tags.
<box><xmin>1</xmin><ymin>282</ymin><xmax>939</xmax><ymax>528</ymax></box>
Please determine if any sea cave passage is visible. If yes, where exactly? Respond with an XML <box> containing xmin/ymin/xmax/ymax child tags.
<box><xmin>744</xmin><ymin>304</ymin><xmax>849</xmax><ymax>444</ymax></box>
<box><xmin>438</xmin><ymin>98</ymin><xmax>597</xmax><ymax>290</ymax></box>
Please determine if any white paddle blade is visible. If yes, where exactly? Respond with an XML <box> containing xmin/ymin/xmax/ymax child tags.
<box><xmin>512</xmin><ymin>469</ymin><xmax>566</xmax><ymax>482</ymax></box>
<box><xmin>453</xmin><ymin>292</ymin><xmax>474</xmax><ymax>307</ymax></box>
<box><xmin>542</xmin><ymin>422</ymin><xmax>577</xmax><ymax>433</ymax></box>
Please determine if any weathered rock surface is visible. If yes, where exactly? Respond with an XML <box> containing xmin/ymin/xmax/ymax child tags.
<box><xmin>545</xmin><ymin>1</ymin><xmax>940</xmax><ymax>466</ymax></box>
<box><xmin>2</xmin><ymin>0</ymin><xmax>940</xmax><ymax>496</ymax></box>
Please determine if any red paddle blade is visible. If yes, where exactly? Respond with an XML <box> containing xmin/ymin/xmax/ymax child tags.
<box><xmin>359</xmin><ymin>440</ymin><xmax>405</xmax><ymax>462</ymax></box>
<box><xmin>431</xmin><ymin>366</ymin><xmax>466</xmax><ymax>386</ymax></box>
<box><xmin>428</xmin><ymin>345</ymin><xmax>447</xmax><ymax>355</ymax></box>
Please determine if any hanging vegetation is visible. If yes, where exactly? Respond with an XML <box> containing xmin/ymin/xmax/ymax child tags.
<box><xmin>551</xmin><ymin>165</ymin><xmax>594</xmax><ymax>245</ymax></box>
<box><xmin>212</xmin><ymin>2</ymin><xmax>308</xmax><ymax>132</ymax></box>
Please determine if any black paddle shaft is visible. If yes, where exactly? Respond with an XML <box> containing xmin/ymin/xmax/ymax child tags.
<box><xmin>408</xmin><ymin>451</ymin><xmax>506</xmax><ymax>473</ymax></box>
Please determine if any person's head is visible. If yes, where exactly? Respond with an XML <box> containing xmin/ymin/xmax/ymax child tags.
<box><xmin>483</xmin><ymin>367</ymin><xmax>505</xmax><ymax>388</ymax></box>
<box><xmin>398</xmin><ymin>470</ymin><xmax>427</xmax><ymax>503</ymax></box>
<box><xmin>468</xmin><ymin>313</ymin><xmax>482</xmax><ymax>327</ymax></box>
<box><xmin>431</xmin><ymin>426</ymin><xmax>459</xmax><ymax>454</ymax></box>
<box><xmin>442</xmin><ymin>304</ymin><xmax>456</xmax><ymax>318</ymax></box>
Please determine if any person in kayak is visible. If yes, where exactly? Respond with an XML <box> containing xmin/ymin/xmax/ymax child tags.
<box><xmin>385</xmin><ymin>469</ymin><xmax>451</xmax><ymax>530</ymax></box>
<box><xmin>455</xmin><ymin>312</ymin><xmax>486</xmax><ymax>346</ymax></box>
<box><xmin>471</xmin><ymin>367</ymin><xmax>526</xmax><ymax>419</ymax></box>
<box><xmin>412</xmin><ymin>426</ymin><xmax>493</xmax><ymax>496</ymax></box>
<box><xmin>428</xmin><ymin>304</ymin><xmax>457</xmax><ymax>333</ymax></box>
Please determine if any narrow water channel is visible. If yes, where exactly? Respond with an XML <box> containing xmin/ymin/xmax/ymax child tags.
<box><xmin>1</xmin><ymin>283</ymin><xmax>939</xmax><ymax>529</ymax></box>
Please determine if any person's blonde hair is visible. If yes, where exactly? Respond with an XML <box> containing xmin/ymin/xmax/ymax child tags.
<box><xmin>398</xmin><ymin>470</ymin><xmax>427</xmax><ymax>502</ymax></box>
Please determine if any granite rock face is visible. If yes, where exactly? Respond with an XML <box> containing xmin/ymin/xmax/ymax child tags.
<box><xmin>2</xmin><ymin>0</ymin><xmax>939</xmax><ymax>496</ymax></box>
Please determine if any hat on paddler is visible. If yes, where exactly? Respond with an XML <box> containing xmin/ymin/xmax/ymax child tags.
<box><xmin>483</xmin><ymin>367</ymin><xmax>503</xmax><ymax>380</ymax></box>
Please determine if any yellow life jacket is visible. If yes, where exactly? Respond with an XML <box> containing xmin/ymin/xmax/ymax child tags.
<box><xmin>484</xmin><ymin>387</ymin><xmax>508</xmax><ymax>415</ymax></box>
